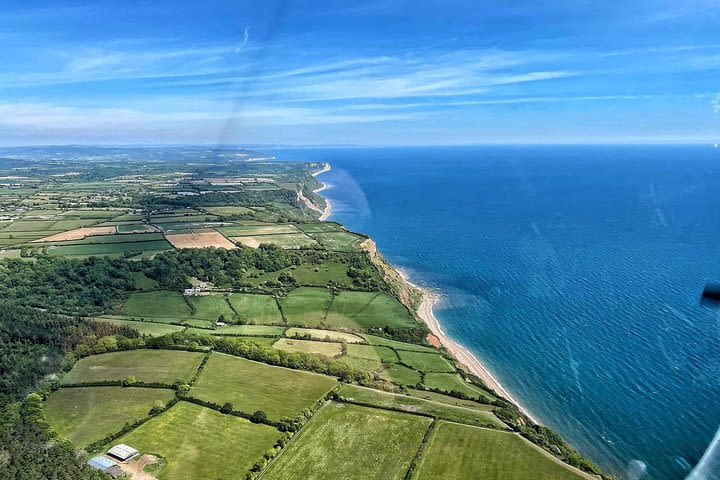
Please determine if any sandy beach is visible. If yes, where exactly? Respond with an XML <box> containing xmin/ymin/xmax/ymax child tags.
<box><xmin>398</xmin><ymin>270</ymin><xmax>541</xmax><ymax>425</ymax></box>
<box><xmin>312</xmin><ymin>161</ymin><xmax>539</xmax><ymax>425</ymax></box>
<box><xmin>312</xmin><ymin>163</ymin><xmax>333</xmax><ymax>220</ymax></box>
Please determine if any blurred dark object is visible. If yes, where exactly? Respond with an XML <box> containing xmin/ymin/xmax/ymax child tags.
<box><xmin>700</xmin><ymin>284</ymin><xmax>720</xmax><ymax>307</ymax></box>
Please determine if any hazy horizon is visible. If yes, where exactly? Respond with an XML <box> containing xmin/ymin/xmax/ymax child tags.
<box><xmin>2</xmin><ymin>1</ymin><xmax>720</xmax><ymax>145</ymax></box>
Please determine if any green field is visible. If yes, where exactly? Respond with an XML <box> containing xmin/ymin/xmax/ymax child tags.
<box><xmin>361</xmin><ymin>334</ymin><xmax>438</xmax><ymax>353</ymax></box>
<box><xmin>346</xmin><ymin>344</ymin><xmax>398</xmax><ymax>363</ymax></box>
<box><xmin>227</xmin><ymin>293</ymin><xmax>284</xmax><ymax>324</ymax></box>
<box><xmin>295</xmin><ymin>222</ymin><xmax>344</xmax><ymax>233</ymax></box>
<box><xmin>202</xmin><ymin>206</ymin><xmax>254</xmax><ymax>216</ymax></box>
<box><xmin>181</xmin><ymin>318</ymin><xmax>215</xmax><ymax>328</ymax></box>
<box><xmin>325</xmin><ymin>291</ymin><xmax>417</xmax><ymax>330</ymax></box>
<box><xmin>289</xmin><ymin>262</ymin><xmax>356</xmax><ymax>287</ymax></box>
<box><xmin>43</xmin><ymin>386</ymin><xmax>176</xmax><ymax>447</ymax></box>
<box><xmin>0</xmin><ymin>249</ymin><xmax>21</xmax><ymax>259</ymax></box>
<box><xmin>216</xmin><ymin>224</ymin><xmax>300</xmax><ymax>236</ymax></box>
<box><xmin>286</xmin><ymin>327</ymin><xmax>364</xmax><ymax>343</ymax></box>
<box><xmin>62</xmin><ymin>350</ymin><xmax>206</xmax><ymax>385</ymax></box>
<box><xmin>336</xmin><ymin>356</ymin><xmax>383</xmax><ymax>372</ymax></box>
<box><xmin>2</xmin><ymin>220</ymin><xmax>58</xmax><ymax>231</ymax></box>
<box><xmin>279</xmin><ymin>287</ymin><xmax>332</xmax><ymax>326</ymax></box>
<box><xmin>116</xmin><ymin>402</ymin><xmax>280</xmax><ymax>480</ymax></box>
<box><xmin>47</xmin><ymin>232</ymin><xmax>163</xmax><ymax>245</ymax></box>
<box><xmin>93</xmin><ymin>317</ymin><xmax>186</xmax><ymax>336</ymax></box>
<box><xmin>423</xmin><ymin>373</ymin><xmax>494</xmax><ymax>402</ymax></box>
<box><xmin>187</xmin><ymin>324</ymin><xmax>285</xmax><ymax>336</ymax></box>
<box><xmin>122</xmin><ymin>291</ymin><xmax>192</xmax><ymax>319</ymax></box>
<box><xmin>336</xmin><ymin>385</ymin><xmax>504</xmax><ymax>429</ymax></box>
<box><xmin>234</xmin><ymin>336</ymin><xmax>278</xmax><ymax>345</ymax></box>
<box><xmin>263</xmin><ymin>402</ymin><xmax>431</xmax><ymax>480</ymax></box>
<box><xmin>405</xmin><ymin>389</ymin><xmax>495</xmax><ymax>411</ymax></box>
<box><xmin>116</xmin><ymin>224</ymin><xmax>157</xmax><ymax>233</ymax></box>
<box><xmin>187</xmin><ymin>295</ymin><xmax>235</xmax><ymax>321</ymax></box>
<box><xmin>379</xmin><ymin>364</ymin><xmax>422</xmax><ymax>386</ymax></box>
<box><xmin>47</xmin><ymin>239</ymin><xmax>172</xmax><ymax>256</ymax></box>
<box><xmin>190</xmin><ymin>353</ymin><xmax>338</xmax><ymax>421</ymax></box>
<box><xmin>131</xmin><ymin>272</ymin><xmax>159</xmax><ymax>291</ymax></box>
<box><xmin>413</xmin><ymin>422</ymin><xmax>587</xmax><ymax>480</ymax></box>
<box><xmin>232</xmin><ymin>233</ymin><xmax>320</xmax><ymax>249</ymax></box>
<box><xmin>245</xmin><ymin>262</ymin><xmax>358</xmax><ymax>289</ymax></box>
<box><xmin>397</xmin><ymin>351</ymin><xmax>456</xmax><ymax>373</ymax></box>
<box><xmin>273</xmin><ymin>338</ymin><xmax>343</xmax><ymax>357</ymax></box>
<box><xmin>308</xmin><ymin>231</ymin><xmax>366</xmax><ymax>251</ymax></box>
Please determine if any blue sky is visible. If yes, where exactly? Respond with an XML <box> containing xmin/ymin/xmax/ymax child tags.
<box><xmin>1</xmin><ymin>0</ymin><xmax>720</xmax><ymax>145</ymax></box>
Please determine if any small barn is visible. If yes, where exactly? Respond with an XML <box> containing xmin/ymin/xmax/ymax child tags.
<box><xmin>87</xmin><ymin>456</ymin><xmax>126</xmax><ymax>478</ymax></box>
<box><xmin>107</xmin><ymin>444</ymin><xmax>139</xmax><ymax>462</ymax></box>
<box><xmin>88</xmin><ymin>456</ymin><xmax>116</xmax><ymax>471</ymax></box>
<box><xmin>105</xmin><ymin>465</ymin><xmax>126</xmax><ymax>479</ymax></box>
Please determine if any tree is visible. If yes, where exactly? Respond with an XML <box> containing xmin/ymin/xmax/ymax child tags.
<box><xmin>176</xmin><ymin>383</ymin><xmax>191</xmax><ymax>395</ymax></box>
<box><xmin>149</xmin><ymin>400</ymin><xmax>165</xmax><ymax>415</ymax></box>
<box><xmin>250</xmin><ymin>410</ymin><xmax>268</xmax><ymax>424</ymax></box>
<box><xmin>123</xmin><ymin>375</ymin><xmax>137</xmax><ymax>386</ymax></box>
<box><xmin>220</xmin><ymin>402</ymin><xmax>234</xmax><ymax>414</ymax></box>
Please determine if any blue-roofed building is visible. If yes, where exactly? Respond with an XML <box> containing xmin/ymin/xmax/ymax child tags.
<box><xmin>88</xmin><ymin>456</ymin><xmax>116</xmax><ymax>471</ymax></box>
<box><xmin>87</xmin><ymin>456</ymin><xmax>126</xmax><ymax>478</ymax></box>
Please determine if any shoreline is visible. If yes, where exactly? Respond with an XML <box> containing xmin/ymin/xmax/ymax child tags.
<box><xmin>311</xmin><ymin>162</ymin><xmax>541</xmax><ymax>425</ymax></box>
<box><xmin>403</xmin><ymin>273</ymin><xmax>541</xmax><ymax>425</ymax></box>
<box><xmin>312</xmin><ymin>163</ymin><xmax>333</xmax><ymax>221</ymax></box>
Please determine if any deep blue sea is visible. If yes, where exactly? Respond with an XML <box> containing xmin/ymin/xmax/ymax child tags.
<box><xmin>271</xmin><ymin>145</ymin><xmax>720</xmax><ymax>480</ymax></box>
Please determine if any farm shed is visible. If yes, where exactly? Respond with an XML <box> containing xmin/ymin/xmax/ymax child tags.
<box><xmin>88</xmin><ymin>456</ymin><xmax>125</xmax><ymax>477</ymax></box>
<box><xmin>107</xmin><ymin>443</ymin><xmax>139</xmax><ymax>462</ymax></box>
<box><xmin>105</xmin><ymin>465</ymin><xmax>126</xmax><ymax>479</ymax></box>
<box><xmin>88</xmin><ymin>456</ymin><xmax>116</xmax><ymax>471</ymax></box>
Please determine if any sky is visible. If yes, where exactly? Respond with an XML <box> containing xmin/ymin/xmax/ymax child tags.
<box><xmin>1</xmin><ymin>0</ymin><xmax>720</xmax><ymax>145</ymax></box>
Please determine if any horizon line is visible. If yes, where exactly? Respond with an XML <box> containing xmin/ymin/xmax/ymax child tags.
<box><xmin>0</xmin><ymin>141</ymin><xmax>718</xmax><ymax>149</ymax></box>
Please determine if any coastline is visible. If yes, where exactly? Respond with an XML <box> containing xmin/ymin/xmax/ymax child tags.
<box><xmin>312</xmin><ymin>163</ymin><xmax>541</xmax><ymax>426</ymax></box>
<box><xmin>312</xmin><ymin>163</ymin><xmax>333</xmax><ymax>221</ymax></box>
<box><xmin>402</xmin><ymin>272</ymin><xmax>541</xmax><ymax>425</ymax></box>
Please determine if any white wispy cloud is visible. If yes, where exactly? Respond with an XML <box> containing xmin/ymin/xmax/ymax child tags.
<box><xmin>235</xmin><ymin>27</ymin><xmax>251</xmax><ymax>54</ymax></box>
<box><xmin>712</xmin><ymin>93</ymin><xmax>720</xmax><ymax>113</ymax></box>
<box><xmin>0</xmin><ymin>100</ymin><xmax>425</xmax><ymax>134</ymax></box>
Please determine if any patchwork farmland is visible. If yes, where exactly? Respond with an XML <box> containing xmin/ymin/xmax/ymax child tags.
<box><xmin>0</xmin><ymin>147</ymin><xmax>602</xmax><ymax>480</ymax></box>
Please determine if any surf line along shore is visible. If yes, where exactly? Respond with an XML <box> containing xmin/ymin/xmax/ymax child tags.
<box><xmin>312</xmin><ymin>163</ymin><xmax>333</xmax><ymax>221</ymax></box>
<box><xmin>310</xmin><ymin>161</ymin><xmax>539</xmax><ymax>424</ymax></box>
<box><xmin>404</xmin><ymin>273</ymin><xmax>541</xmax><ymax>425</ymax></box>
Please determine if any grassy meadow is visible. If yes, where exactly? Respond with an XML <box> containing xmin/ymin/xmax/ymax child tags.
<box><xmin>378</xmin><ymin>364</ymin><xmax>422</xmax><ymax>386</ymax></box>
<box><xmin>122</xmin><ymin>291</ymin><xmax>192</xmax><ymax>319</ymax></box>
<box><xmin>116</xmin><ymin>402</ymin><xmax>280</xmax><ymax>480</ymax></box>
<box><xmin>43</xmin><ymin>386</ymin><xmax>175</xmax><ymax>447</ymax></box>
<box><xmin>413</xmin><ymin>422</ymin><xmax>588</xmax><ymax>480</ymax></box>
<box><xmin>93</xmin><ymin>317</ymin><xmax>186</xmax><ymax>336</ymax></box>
<box><xmin>396</xmin><ymin>351</ymin><xmax>456</xmax><ymax>373</ymax></box>
<box><xmin>336</xmin><ymin>385</ymin><xmax>504</xmax><ymax>429</ymax></box>
<box><xmin>227</xmin><ymin>293</ymin><xmax>284</xmax><ymax>324</ymax></box>
<box><xmin>279</xmin><ymin>287</ymin><xmax>332</xmax><ymax>326</ymax></box>
<box><xmin>285</xmin><ymin>327</ymin><xmax>364</xmax><ymax>343</ymax></box>
<box><xmin>262</xmin><ymin>402</ymin><xmax>431</xmax><ymax>480</ymax></box>
<box><xmin>61</xmin><ymin>350</ymin><xmax>206</xmax><ymax>385</ymax></box>
<box><xmin>189</xmin><ymin>353</ymin><xmax>338</xmax><ymax>420</ymax></box>
<box><xmin>325</xmin><ymin>291</ymin><xmax>417</xmax><ymax>330</ymax></box>
<box><xmin>187</xmin><ymin>294</ymin><xmax>235</xmax><ymax>321</ymax></box>
<box><xmin>272</xmin><ymin>338</ymin><xmax>343</xmax><ymax>357</ymax></box>
<box><xmin>423</xmin><ymin>373</ymin><xmax>495</xmax><ymax>402</ymax></box>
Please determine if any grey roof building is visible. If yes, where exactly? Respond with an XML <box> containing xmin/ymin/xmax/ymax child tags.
<box><xmin>107</xmin><ymin>444</ymin><xmax>139</xmax><ymax>462</ymax></box>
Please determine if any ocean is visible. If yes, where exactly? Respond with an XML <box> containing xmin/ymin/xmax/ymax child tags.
<box><xmin>270</xmin><ymin>145</ymin><xmax>720</xmax><ymax>480</ymax></box>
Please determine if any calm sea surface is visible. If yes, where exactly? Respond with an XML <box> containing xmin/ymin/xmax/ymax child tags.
<box><xmin>271</xmin><ymin>145</ymin><xmax>720</xmax><ymax>480</ymax></box>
